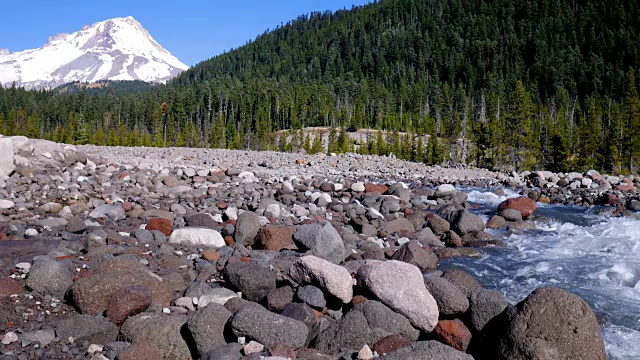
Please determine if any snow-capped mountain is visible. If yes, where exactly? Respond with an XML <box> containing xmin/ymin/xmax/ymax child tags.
<box><xmin>0</xmin><ymin>16</ymin><xmax>188</xmax><ymax>89</ymax></box>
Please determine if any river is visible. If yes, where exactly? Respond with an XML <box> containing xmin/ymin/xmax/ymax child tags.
<box><xmin>439</xmin><ymin>188</ymin><xmax>640</xmax><ymax>360</ymax></box>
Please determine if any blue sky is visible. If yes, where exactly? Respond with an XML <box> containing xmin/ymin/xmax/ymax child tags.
<box><xmin>2</xmin><ymin>0</ymin><xmax>372</xmax><ymax>66</ymax></box>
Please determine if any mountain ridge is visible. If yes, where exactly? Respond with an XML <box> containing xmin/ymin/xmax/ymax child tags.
<box><xmin>0</xmin><ymin>16</ymin><xmax>188</xmax><ymax>89</ymax></box>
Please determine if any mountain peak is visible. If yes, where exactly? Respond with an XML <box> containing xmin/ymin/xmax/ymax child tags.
<box><xmin>0</xmin><ymin>17</ymin><xmax>188</xmax><ymax>89</ymax></box>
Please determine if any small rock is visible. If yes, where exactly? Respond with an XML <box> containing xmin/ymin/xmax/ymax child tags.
<box><xmin>1</xmin><ymin>332</ymin><xmax>18</xmax><ymax>345</ymax></box>
<box><xmin>243</xmin><ymin>340</ymin><xmax>265</xmax><ymax>355</ymax></box>
<box><xmin>147</xmin><ymin>217</ymin><xmax>173</xmax><ymax>236</ymax></box>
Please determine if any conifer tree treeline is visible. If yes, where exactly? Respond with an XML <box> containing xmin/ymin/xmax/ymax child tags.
<box><xmin>1</xmin><ymin>0</ymin><xmax>640</xmax><ymax>173</ymax></box>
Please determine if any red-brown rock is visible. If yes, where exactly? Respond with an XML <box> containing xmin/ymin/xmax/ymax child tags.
<box><xmin>498</xmin><ymin>197</ymin><xmax>537</xmax><ymax>220</ymax></box>
<box><xmin>433</xmin><ymin>319</ymin><xmax>472</xmax><ymax>352</ymax></box>
<box><xmin>106</xmin><ymin>285</ymin><xmax>152</xmax><ymax>325</ymax></box>
<box><xmin>257</xmin><ymin>225</ymin><xmax>295</xmax><ymax>251</ymax></box>
<box><xmin>351</xmin><ymin>295</ymin><xmax>368</xmax><ymax>306</ymax></box>
<box><xmin>0</xmin><ymin>278</ymin><xmax>24</xmax><ymax>298</ymax></box>
<box><xmin>146</xmin><ymin>217</ymin><xmax>172</xmax><ymax>236</ymax></box>
<box><xmin>72</xmin><ymin>259</ymin><xmax>173</xmax><ymax>316</ymax></box>
<box><xmin>616</xmin><ymin>184</ymin><xmax>636</xmax><ymax>193</ymax></box>
<box><xmin>365</xmin><ymin>183</ymin><xmax>389</xmax><ymax>194</ymax></box>
<box><xmin>269</xmin><ymin>344</ymin><xmax>296</xmax><ymax>359</ymax></box>
<box><xmin>372</xmin><ymin>334</ymin><xmax>412</xmax><ymax>355</ymax></box>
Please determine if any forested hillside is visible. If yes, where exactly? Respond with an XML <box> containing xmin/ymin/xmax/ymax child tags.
<box><xmin>1</xmin><ymin>0</ymin><xmax>640</xmax><ymax>173</ymax></box>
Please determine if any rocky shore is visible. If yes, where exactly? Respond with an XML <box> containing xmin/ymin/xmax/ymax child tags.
<box><xmin>0</xmin><ymin>136</ymin><xmax>615</xmax><ymax>359</ymax></box>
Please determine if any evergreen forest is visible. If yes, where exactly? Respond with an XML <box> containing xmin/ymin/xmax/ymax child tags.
<box><xmin>1</xmin><ymin>0</ymin><xmax>640</xmax><ymax>173</ymax></box>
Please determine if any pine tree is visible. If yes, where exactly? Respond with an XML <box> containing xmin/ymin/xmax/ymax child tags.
<box><xmin>328</xmin><ymin>127</ymin><xmax>337</xmax><ymax>153</ymax></box>
<box><xmin>0</xmin><ymin>112</ymin><xmax>5</xmax><ymax>135</ymax></box>
<box><xmin>311</xmin><ymin>134</ymin><xmax>323</xmax><ymax>153</ymax></box>
<box><xmin>625</xmin><ymin>68</ymin><xmax>640</xmax><ymax>172</ymax></box>
<box><xmin>508</xmin><ymin>81</ymin><xmax>534</xmax><ymax>172</ymax></box>
<box><xmin>303</xmin><ymin>133</ymin><xmax>312</xmax><ymax>153</ymax></box>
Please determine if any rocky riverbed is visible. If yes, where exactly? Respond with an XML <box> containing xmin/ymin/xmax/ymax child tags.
<box><xmin>0</xmin><ymin>135</ymin><xmax>624</xmax><ymax>359</ymax></box>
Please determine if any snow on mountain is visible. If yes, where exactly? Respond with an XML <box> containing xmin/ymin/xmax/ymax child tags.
<box><xmin>0</xmin><ymin>16</ymin><xmax>188</xmax><ymax>89</ymax></box>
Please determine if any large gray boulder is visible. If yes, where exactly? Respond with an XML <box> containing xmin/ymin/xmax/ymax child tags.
<box><xmin>379</xmin><ymin>340</ymin><xmax>474</xmax><ymax>360</ymax></box>
<box><xmin>0</xmin><ymin>138</ymin><xmax>15</xmax><ymax>177</ymax></box>
<box><xmin>423</xmin><ymin>276</ymin><xmax>469</xmax><ymax>316</ymax></box>
<box><xmin>120</xmin><ymin>313</ymin><xmax>192</xmax><ymax>360</ymax></box>
<box><xmin>450</xmin><ymin>209</ymin><xmax>485</xmax><ymax>235</ymax></box>
<box><xmin>494</xmin><ymin>287</ymin><xmax>606</xmax><ymax>360</ymax></box>
<box><xmin>55</xmin><ymin>314</ymin><xmax>118</xmax><ymax>345</ymax></box>
<box><xmin>293</xmin><ymin>221</ymin><xmax>345</xmax><ymax>264</ymax></box>
<box><xmin>187</xmin><ymin>303</ymin><xmax>233</xmax><ymax>358</ymax></box>
<box><xmin>223</xmin><ymin>262</ymin><xmax>276</xmax><ymax>302</ymax></box>
<box><xmin>235</xmin><ymin>211</ymin><xmax>261</xmax><ymax>246</ymax></box>
<box><xmin>312</xmin><ymin>310</ymin><xmax>372</xmax><ymax>354</ymax></box>
<box><xmin>353</xmin><ymin>300</ymin><xmax>420</xmax><ymax>341</ymax></box>
<box><xmin>357</xmin><ymin>260</ymin><xmax>439</xmax><ymax>332</ymax></box>
<box><xmin>26</xmin><ymin>260</ymin><xmax>73</xmax><ymax>298</ymax></box>
<box><xmin>469</xmin><ymin>288</ymin><xmax>508</xmax><ymax>332</ymax></box>
<box><xmin>230</xmin><ymin>306</ymin><xmax>308</xmax><ymax>348</ymax></box>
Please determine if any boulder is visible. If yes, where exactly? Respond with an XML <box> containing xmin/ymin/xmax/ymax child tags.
<box><xmin>105</xmin><ymin>285</ymin><xmax>152</xmax><ymax>325</ymax></box>
<box><xmin>55</xmin><ymin>314</ymin><xmax>118</xmax><ymax>344</ymax></box>
<box><xmin>169</xmin><ymin>228</ymin><xmax>226</xmax><ymax>248</ymax></box>
<box><xmin>383</xmin><ymin>218</ymin><xmax>415</xmax><ymax>234</ymax></box>
<box><xmin>293</xmin><ymin>221</ymin><xmax>345</xmax><ymax>264</ymax></box>
<box><xmin>486</xmin><ymin>215</ymin><xmax>507</xmax><ymax>229</ymax></box>
<box><xmin>203</xmin><ymin>343</ymin><xmax>243</xmax><ymax>360</ymax></box>
<box><xmin>223</xmin><ymin>262</ymin><xmax>277</xmax><ymax>302</ymax></box>
<box><xmin>434</xmin><ymin>319</ymin><xmax>472</xmax><ymax>352</ymax></box>
<box><xmin>357</xmin><ymin>260</ymin><xmax>439</xmax><ymax>332</ymax></box>
<box><xmin>353</xmin><ymin>300</ymin><xmax>420</xmax><ymax>341</ymax></box>
<box><xmin>493</xmin><ymin>287</ymin><xmax>606</xmax><ymax>360</ymax></box>
<box><xmin>435</xmin><ymin>184</ymin><xmax>456</xmax><ymax>198</ymax></box>
<box><xmin>26</xmin><ymin>260</ymin><xmax>73</xmax><ymax>298</ymax></box>
<box><xmin>257</xmin><ymin>225</ymin><xmax>295</xmax><ymax>251</ymax></box>
<box><xmin>289</xmin><ymin>255</ymin><xmax>353</xmax><ymax>303</ymax></box>
<box><xmin>312</xmin><ymin>310</ymin><xmax>372</xmax><ymax>354</ymax></box>
<box><xmin>266</xmin><ymin>286</ymin><xmax>295</xmax><ymax>312</ymax></box>
<box><xmin>441</xmin><ymin>269</ymin><xmax>481</xmax><ymax>298</ymax></box>
<box><xmin>372</xmin><ymin>334</ymin><xmax>413</xmax><ymax>355</ymax></box>
<box><xmin>500</xmin><ymin>208</ymin><xmax>523</xmax><ymax>222</ymax></box>
<box><xmin>187</xmin><ymin>303</ymin><xmax>233</xmax><ymax>357</ymax></box>
<box><xmin>423</xmin><ymin>276</ymin><xmax>469</xmax><ymax>316</ymax></box>
<box><xmin>72</xmin><ymin>264</ymin><xmax>173</xmax><ymax>316</ymax></box>
<box><xmin>147</xmin><ymin>217</ymin><xmax>173</xmax><ymax>236</ymax></box>
<box><xmin>450</xmin><ymin>210</ymin><xmax>485</xmax><ymax>235</ymax></box>
<box><xmin>120</xmin><ymin>313</ymin><xmax>192</xmax><ymax>360</ymax></box>
<box><xmin>230</xmin><ymin>306</ymin><xmax>309</xmax><ymax>348</ymax></box>
<box><xmin>497</xmin><ymin>197</ymin><xmax>537</xmax><ymax>220</ymax></box>
<box><xmin>296</xmin><ymin>285</ymin><xmax>326</xmax><ymax>309</ymax></box>
<box><xmin>427</xmin><ymin>215</ymin><xmax>451</xmax><ymax>235</ymax></box>
<box><xmin>469</xmin><ymin>288</ymin><xmax>508</xmax><ymax>332</ymax></box>
<box><xmin>379</xmin><ymin>340</ymin><xmax>474</xmax><ymax>360</ymax></box>
<box><xmin>0</xmin><ymin>138</ymin><xmax>15</xmax><ymax>177</ymax></box>
<box><xmin>390</xmin><ymin>241</ymin><xmax>438</xmax><ymax>271</ymax></box>
<box><xmin>235</xmin><ymin>211</ymin><xmax>261</xmax><ymax>246</ymax></box>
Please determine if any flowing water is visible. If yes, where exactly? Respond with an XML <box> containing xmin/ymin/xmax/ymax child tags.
<box><xmin>439</xmin><ymin>188</ymin><xmax>640</xmax><ymax>360</ymax></box>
